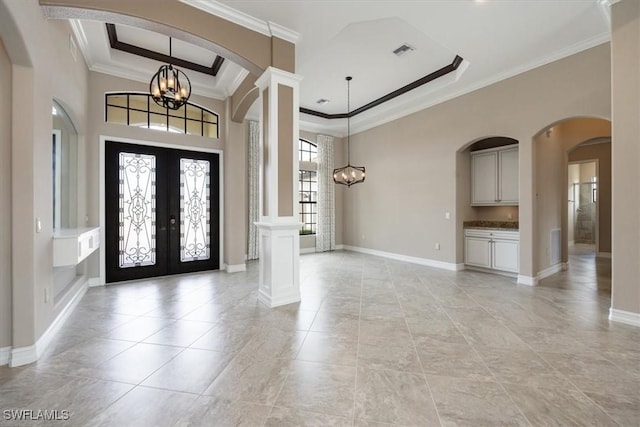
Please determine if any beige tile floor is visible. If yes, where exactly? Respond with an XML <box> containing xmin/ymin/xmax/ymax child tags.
<box><xmin>1</xmin><ymin>246</ymin><xmax>638</xmax><ymax>426</ymax></box>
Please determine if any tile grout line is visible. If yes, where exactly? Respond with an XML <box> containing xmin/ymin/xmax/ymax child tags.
<box><xmin>440</xmin><ymin>278</ymin><xmax>535</xmax><ymax>427</ymax></box>
<box><xmin>393</xmin><ymin>265</ymin><xmax>444</xmax><ymax>427</ymax></box>
<box><xmin>350</xmin><ymin>254</ymin><xmax>365</xmax><ymax>426</ymax></box>
<box><xmin>457</xmin><ymin>278</ymin><xmax>622</xmax><ymax>425</ymax></box>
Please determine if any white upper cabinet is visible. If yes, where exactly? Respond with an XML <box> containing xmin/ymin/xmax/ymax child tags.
<box><xmin>471</xmin><ymin>145</ymin><xmax>519</xmax><ymax>206</ymax></box>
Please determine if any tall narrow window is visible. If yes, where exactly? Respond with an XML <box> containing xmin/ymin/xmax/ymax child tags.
<box><xmin>299</xmin><ymin>139</ymin><xmax>318</xmax><ymax>235</ymax></box>
<box><xmin>180</xmin><ymin>158</ymin><xmax>211</xmax><ymax>262</ymax></box>
<box><xmin>119</xmin><ymin>152</ymin><xmax>156</xmax><ymax>268</ymax></box>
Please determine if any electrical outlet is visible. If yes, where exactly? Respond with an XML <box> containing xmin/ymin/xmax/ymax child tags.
<box><xmin>507</xmin><ymin>212</ymin><xmax>513</xmax><ymax>220</ymax></box>
<box><xmin>445</xmin><ymin>212</ymin><xmax>451</xmax><ymax>220</ymax></box>
<box><xmin>44</xmin><ymin>288</ymin><xmax>50</xmax><ymax>303</ymax></box>
<box><xmin>434</xmin><ymin>243</ymin><xmax>440</xmax><ymax>250</ymax></box>
<box><xmin>35</xmin><ymin>218</ymin><xmax>42</xmax><ymax>233</ymax></box>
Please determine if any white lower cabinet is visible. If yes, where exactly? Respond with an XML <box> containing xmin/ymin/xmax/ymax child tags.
<box><xmin>465</xmin><ymin>229</ymin><xmax>519</xmax><ymax>273</ymax></box>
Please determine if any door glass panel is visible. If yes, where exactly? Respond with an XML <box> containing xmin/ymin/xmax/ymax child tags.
<box><xmin>119</xmin><ymin>152</ymin><xmax>156</xmax><ymax>268</ymax></box>
<box><xmin>180</xmin><ymin>158</ymin><xmax>211</xmax><ymax>262</ymax></box>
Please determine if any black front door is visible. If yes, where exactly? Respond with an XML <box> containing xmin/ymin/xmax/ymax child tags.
<box><xmin>105</xmin><ymin>141</ymin><xmax>219</xmax><ymax>283</ymax></box>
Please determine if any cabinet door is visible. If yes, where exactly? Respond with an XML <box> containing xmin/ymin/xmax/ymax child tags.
<box><xmin>492</xmin><ymin>239</ymin><xmax>519</xmax><ymax>272</ymax></box>
<box><xmin>498</xmin><ymin>148</ymin><xmax>519</xmax><ymax>204</ymax></box>
<box><xmin>471</xmin><ymin>152</ymin><xmax>498</xmax><ymax>204</ymax></box>
<box><xmin>465</xmin><ymin>237</ymin><xmax>492</xmax><ymax>268</ymax></box>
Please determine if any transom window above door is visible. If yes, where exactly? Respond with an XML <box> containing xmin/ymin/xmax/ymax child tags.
<box><xmin>105</xmin><ymin>92</ymin><xmax>219</xmax><ymax>139</ymax></box>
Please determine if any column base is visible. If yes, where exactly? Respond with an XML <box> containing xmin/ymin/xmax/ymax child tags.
<box><xmin>255</xmin><ymin>221</ymin><xmax>301</xmax><ymax>308</ymax></box>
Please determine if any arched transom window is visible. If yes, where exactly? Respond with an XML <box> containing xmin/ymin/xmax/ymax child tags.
<box><xmin>105</xmin><ymin>92</ymin><xmax>219</xmax><ymax>139</ymax></box>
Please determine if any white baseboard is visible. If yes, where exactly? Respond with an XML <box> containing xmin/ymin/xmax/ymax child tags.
<box><xmin>597</xmin><ymin>252</ymin><xmax>612</xmax><ymax>259</ymax></box>
<box><xmin>300</xmin><ymin>247</ymin><xmax>316</xmax><ymax>254</ymax></box>
<box><xmin>0</xmin><ymin>346</ymin><xmax>11</xmax><ymax>366</ymax></box>
<box><xmin>9</xmin><ymin>345</ymin><xmax>37</xmax><ymax>368</ymax></box>
<box><xmin>517</xmin><ymin>275</ymin><xmax>538</xmax><ymax>286</ymax></box>
<box><xmin>258</xmin><ymin>288</ymin><xmax>301</xmax><ymax>308</ymax></box>
<box><xmin>465</xmin><ymin>265</ymin><xmax>516</xmax><ymax>278</ymax></box>
<box><xmin>537</xmin><ymin>263</ymin><xmax>563</xmax><ymax>281</ymax></box>
<box><xmin>343</xmin><ymin>245</ymin><xmax>464</xmax><ymax>271</ymax></box>
<box><xmin>225</xmin><ymin>263</ymin><xmax>247</xmax><ymax>273</ymax></box>
<box><xmin>609</xmin><ymin>308</ymin><xmax>640</xmax><ymax>327</ymax></box>
<box><xmin>335</xmin><ymin>244</ymin><xmax>344</xmax><ymax>250</ymax></box>
<box><xmin>87</xmin><ymin>277</ymin><xmax>102</xmax><ymax>287</ymax></box>
<box><xmin>9</xmin><ymin>279</ymin><xmax>88</xmax><ymax>367</ymax></box>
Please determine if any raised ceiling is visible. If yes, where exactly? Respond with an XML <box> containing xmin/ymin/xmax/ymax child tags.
<box><xmin>69</xmin><ymin>0</ymin><xmax>612</xmax><ymax>135</ymax></box>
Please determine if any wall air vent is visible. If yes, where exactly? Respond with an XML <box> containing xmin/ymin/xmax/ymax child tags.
<box><xmin>393</xmin><ymin>43</ymin><xmax>415</xmax><ymax>56</ymax></box>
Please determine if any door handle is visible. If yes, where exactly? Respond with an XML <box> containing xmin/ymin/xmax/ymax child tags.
<box><xmin>170</xmin><ymin>215</ymin><xmax>177</xmax><ymax>231</ymax></box>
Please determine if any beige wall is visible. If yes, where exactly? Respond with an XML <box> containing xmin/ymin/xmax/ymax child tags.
<box><xmin>569</xmin><ymin>143</ymin><xmax>611</xmax><ymax>253</ymax></box>
<box><xmin>224</xmin><ymin>104</ymin><xmax>248</xmax><ymax>267</ymax></box>
<box><xmin>534</xmin><ymin>126</ymin><xmax>564</xmax><ymax>272</ymax></box>
<box><xmin>0</xmin><ymin>1</ymin><xmax>90</xmax><ymax>348</ymax></box>
<box><xmin>611</xmin><ymin>0</ymin><xmax>640</xmax><ymax>315</ymax></box>
<box><xmin>0</xmin><ymin>38</ymin><xmax>12</xmax><ymax>349</ymax></box>
<box><xmin>344</xmin><ymin>43</ymin><xmax>611</xmax><ymax>275</ymax></box>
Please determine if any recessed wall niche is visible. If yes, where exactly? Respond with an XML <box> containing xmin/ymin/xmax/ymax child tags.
<box><xmin>52</xmin><ymin>100</ymin><xmax>78</xmax><ymax>230</ymax></box>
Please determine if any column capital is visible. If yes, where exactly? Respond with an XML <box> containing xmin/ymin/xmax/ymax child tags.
<box><xmin>255</xmin><ymin>66</ymin><xmax>303</xmax><ymax>90</ymax></box>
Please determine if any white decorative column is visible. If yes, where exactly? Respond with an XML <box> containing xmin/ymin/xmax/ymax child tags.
<box><xmin>255</xmin><ymin>67</ymin><xmax>303</xmax><ymax>308</ymax></box>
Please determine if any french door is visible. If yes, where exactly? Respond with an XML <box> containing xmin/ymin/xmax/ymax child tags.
<box><xmin>105</xmin><ymin>141</ymin><xmax>220</xmax><ymax>283</ymax></box>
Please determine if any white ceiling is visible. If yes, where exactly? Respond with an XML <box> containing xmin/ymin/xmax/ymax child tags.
<box><xmin>69</xmin><ymin>0</ymin><xmax>612</xmax><ymax>135</ymax></box>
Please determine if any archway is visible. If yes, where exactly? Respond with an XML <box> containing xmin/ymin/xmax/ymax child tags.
<box><xmin>532</xmin><ymin>117</ymin><xmax>611</xmax><ymax>286</ymax></box>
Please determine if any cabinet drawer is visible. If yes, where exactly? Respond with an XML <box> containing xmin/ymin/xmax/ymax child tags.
<box><xmin>465</xmin><ymin>229</ymin><xmax>518</xmax><ymax>240</ymax></box>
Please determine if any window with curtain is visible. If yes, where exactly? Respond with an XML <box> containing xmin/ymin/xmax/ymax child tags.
<box><xmin>299</xmin><ymin>139</ymin><xmax>317</xmax><ymax>235</ymax></box>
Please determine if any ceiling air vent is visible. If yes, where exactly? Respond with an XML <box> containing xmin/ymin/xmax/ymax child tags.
<box><xmin>393</xmin><ymin>43</ymin><xmax>415</xmax><ymax>57</ymax></box>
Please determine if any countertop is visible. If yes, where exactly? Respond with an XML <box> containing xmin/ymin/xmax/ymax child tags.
<box><xmin>463</xmin><ymin>220</ymin><xmax>519</xmax><ymax>231</ymax></box>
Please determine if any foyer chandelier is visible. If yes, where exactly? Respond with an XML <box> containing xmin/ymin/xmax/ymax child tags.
<box><xmin>333</xmin><ymin>76</ymin><xmax>366</xmax><ymax>187</ymax></box>
<box><xmin>149</xmin><ymin>37</ymin><xmax>191</xmax><ymax>110</ymax></box>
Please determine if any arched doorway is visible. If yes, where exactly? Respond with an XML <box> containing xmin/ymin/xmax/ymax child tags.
<box><xmin>532</xmin><ymin>117</ymin><xmax>611</xmax><ymax>291</ymax></box>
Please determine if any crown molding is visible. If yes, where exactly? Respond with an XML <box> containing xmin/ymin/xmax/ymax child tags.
<box><xmin>268</xmin><ymin>21</ymin><xmax>301</xmax><ymax>45</ymax></box>
<box><xmin>179</xmin><ymin>0</ymin><xmax>298</xmax><ymax>44</ymax></box>
<box><xmin>179</xmin><ymin>0</ymin><xmax>270</xmax><ymax>37</ymax></box>
<box><xmin>69</xmin><ymin>19</ymin><xmax>94</xmax><ymax>68</ymax></box>
<box><xmin>598</xmin><ymin>0</ymin><xmax>623</xmax><ymax>7</ymax></box>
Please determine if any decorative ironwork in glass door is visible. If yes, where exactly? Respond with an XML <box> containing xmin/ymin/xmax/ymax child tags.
<box><xmin>119</xmin><ymin>152</ymin><xmax>156</xmax><ymax>268</ymax></box>
<box><xmin>180</xmin><ymin>158</ymin><xmax>211</xmax><ymax>262</ymax></box>
<box><xmin>105</xmin><ymin>141</ymin><xmax>220</xmax><ymax>283</ymax></box>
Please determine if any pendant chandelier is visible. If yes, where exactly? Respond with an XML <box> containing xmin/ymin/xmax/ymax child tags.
<box><xmin>333</xmin><ymin>76</ymin><xmax>366</xmax><ymax>187</ymax></box>
<box><xmin>149</xmin><ymin>37</ymin><xmax>191</xmax><ymax>110</ymax></box>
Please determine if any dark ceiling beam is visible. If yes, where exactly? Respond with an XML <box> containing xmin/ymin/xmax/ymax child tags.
<box><xmin>105</xmin><ymin>23</ymin><xmax>225</xmax><ymax>77</ymax></box>
<box><xmin>301</xmin><ymin>54</ymin><xmax>464</xmax><ymax>119</ymax></box>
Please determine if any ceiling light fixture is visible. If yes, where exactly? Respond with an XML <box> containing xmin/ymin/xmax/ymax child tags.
<box><xmin>149</xmin><ymin>37</ymin><xmax>191</xmax><ymax>110</ymax></box>
<box><xmin>333</xmin><ymin>76</ymin><xmax>366</xmax><ymax>187</ymax></box>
